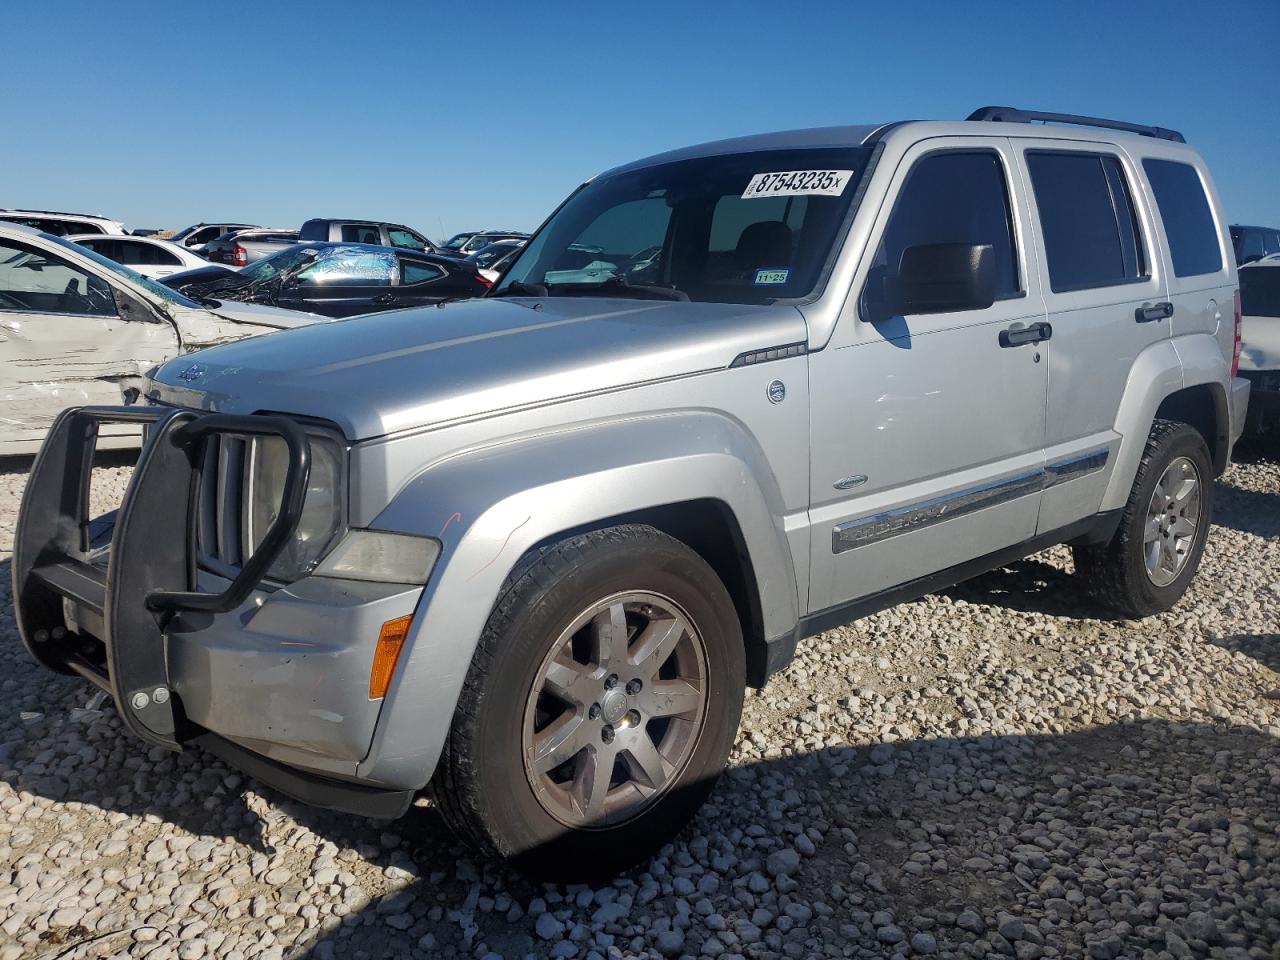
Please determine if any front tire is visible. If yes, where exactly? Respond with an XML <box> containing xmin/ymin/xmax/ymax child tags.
<box><xmin>429</xmin><ymin>524</ymin><xmax>745</xmax><ymax>880</ymax></box>
<box><xmin>1073</xmin><ymin>419</ymin><xmax>1213</xmax><ymax>617</ymax></box>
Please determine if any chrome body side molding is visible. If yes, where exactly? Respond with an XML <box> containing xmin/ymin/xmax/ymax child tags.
<box><xmin>832</xmin><ymin>447</ymin><xmax>1110</xmax><ymax>554</ymax></box>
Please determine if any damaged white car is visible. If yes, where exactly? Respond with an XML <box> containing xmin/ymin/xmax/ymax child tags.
<box><xmin>0</xmin><ymin>222</ymin><xmax>328</xmax><ymax>454</ymax></box>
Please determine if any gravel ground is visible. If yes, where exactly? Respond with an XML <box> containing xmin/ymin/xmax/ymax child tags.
<box><xmin>1</xmin><ymin>445</ymin><xmax>1277</xmax><ymax>960</ymax></box>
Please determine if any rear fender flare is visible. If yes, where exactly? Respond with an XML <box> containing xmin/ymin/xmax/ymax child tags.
<box><xmin>1103</xmin><ymin>334</ymin><xmax>1229</xmax><ymax>510</ymax></box>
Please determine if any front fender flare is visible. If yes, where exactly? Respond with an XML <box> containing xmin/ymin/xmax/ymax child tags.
<box><xmin>356</xmin><ymin>411</ymin><xmax>799</xmax><ymax>789</ymax></box>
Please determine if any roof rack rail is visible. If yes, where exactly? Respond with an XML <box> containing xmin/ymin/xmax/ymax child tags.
<box><xmin>966</xmin><ymin>106</ymin><xmax>1185</xmax><ymax>143</ymax></box>
<box><xmin>0</xmin><ymin>208</ymin><xmax>113</xmax><ymax>219</ymax></box>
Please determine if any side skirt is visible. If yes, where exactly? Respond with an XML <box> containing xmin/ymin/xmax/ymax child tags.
<box><xmin>758</xmin><ymin>510</ymin><xmax>1121</xmax><ymax>682</ymax></box>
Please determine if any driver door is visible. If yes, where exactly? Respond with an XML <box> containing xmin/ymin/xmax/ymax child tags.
<box><xmin>0</xmin><ymin>236</ymin><xmax>176</xmax><ymax>449</ymax></box>
<box><xmin>277</xmin><ymin>248</ymin><xmax>399</xmax><ymax>317</ymax></box>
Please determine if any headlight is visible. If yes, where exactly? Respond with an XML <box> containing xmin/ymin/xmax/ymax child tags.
<box><xmin>313</xmin><ymin>530</ymin><xmax>440</xmax><ymax>585</ymax></box>
<box><xmin>246</xmin><ymin>433</ymin><xmax>343</xmax><ymax>582</ymax></box>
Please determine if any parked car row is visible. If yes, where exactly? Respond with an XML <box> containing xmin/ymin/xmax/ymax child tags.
<box><xmin>203</xmin><ymin>228</ymin><xmax>300</xmax><ymax>267</ymax></box>
<box><xmin>0</xmin><ymin>221</ymin><xmax>325</xmax><ymax>453</ymax></box>
<box><xmin>162</xmin><ymin>242</ymin><xmax>492</xmax><ymax>317</ymax></box>
<box><xmin>68</xmin><ymin>234</ymin><xmax>211</xmax><ymax>278</ymax></box>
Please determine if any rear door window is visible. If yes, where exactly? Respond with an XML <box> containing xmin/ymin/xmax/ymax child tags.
<box><xmin>400</xmin><ymin>260</ymin><xmax>444</xmax><ymax>284</ymax></box>
<box><xmin>1141</xmin><ymin>159</ymin><xmax>1223</xmax><ymax>277</ymax></box>
<box><xmin>77</xmin><ymin>237</ymin><xmax>119</xmax><ymax>259</ymax></box>
<box><xmin>340</xmin><ymin>224</ymin><xmax>382</xmax><ymax>245</ymax></box>
<box><xmin>116</xmin><ymin>240</ymin><xmax>181</xmax><ymax>266</ymax></box>
<box><xmin>1026</xmin><ymin>152</ymin><xmax>1147</xmax><ymax>293</ymax></box>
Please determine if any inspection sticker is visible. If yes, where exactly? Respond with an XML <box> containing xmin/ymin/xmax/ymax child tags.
<box><xmin>753</xmin><ymin>267</ymin><xmax>790</xmax><ymax>285</ymax></box>
<box><xmin>742</xmin><ymin>170</ymin><xmax>854</xmax><ymax>199</ymax></box>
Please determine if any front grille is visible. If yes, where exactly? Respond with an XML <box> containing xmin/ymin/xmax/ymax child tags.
<box><xmin>197</xmin><ymin>433</ymin><xmax>250</xmax><ymax>579</ymax></box>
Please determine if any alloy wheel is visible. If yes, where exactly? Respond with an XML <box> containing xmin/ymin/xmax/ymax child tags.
<box><xmin>521</xmin><ymin>591</ymin><xmax>708</xmax><ymax>829</ymax></box>
<box><xmin>1143</xmin><ymin>456</ymin><xmax>1202</xmax><ymax>587</ymax></box>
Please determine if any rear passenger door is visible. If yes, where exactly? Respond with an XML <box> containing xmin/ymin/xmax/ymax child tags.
<box><xmin>1015</xmin><ymin>141</ymin><xmax>1169</xmax><ymax>533</ymax></box>
<box><xmin>807</xmin><ymin>139</ymin><xmax>1049</xmax><ymax>612</ymax></box>
<box><xmin>395</xmin><ymin>258</ymin><xmax>450</xmax><ymax>306</ymax></box>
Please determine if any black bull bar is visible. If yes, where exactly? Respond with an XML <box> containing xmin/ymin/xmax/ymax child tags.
<box><xmin>12</xmin><ymin>405</ymin><xmax>310</xmax><ymax>751</ymax></box>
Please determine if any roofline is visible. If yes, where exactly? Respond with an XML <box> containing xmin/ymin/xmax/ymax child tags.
<box><xmin>1</xmin><ymin>208</ymin><xmax>123</xmax><ymax>223</ymax></box>
<box><xmin>594</xmin><ymin>107</ymin><xmax>1196</xmax><ymax>180</ymax></box>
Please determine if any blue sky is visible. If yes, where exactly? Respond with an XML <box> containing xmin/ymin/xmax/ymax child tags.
<box><xmin>5</xmin><ymin>0</ymin><xmax>1277</xmax><ymax>238</ymax></box>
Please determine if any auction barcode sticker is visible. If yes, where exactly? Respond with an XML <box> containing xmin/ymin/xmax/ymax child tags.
<box><xmin>741</xmin><ymin>170</ymin><xmax>854</xmax><ymax>199</ymax></box>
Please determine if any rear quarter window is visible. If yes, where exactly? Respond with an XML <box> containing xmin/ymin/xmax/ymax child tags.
<box><xmin>1141</xmin><ymin>159</ymin><xmax>1223</xmax><ymax>278</ymax></box>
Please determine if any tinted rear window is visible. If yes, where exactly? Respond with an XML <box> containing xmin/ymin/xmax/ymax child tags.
<box><xmin>298</xmin><ymin>221</ymin><xmax>328</xmax><ymax>241</ymax></box>
<box><xmin>1241</xmin><ymin>267</ymin><xmax>1280</xmax><ymax>318</ymax></box>
<box><xmin>1142</xmin><ymin>159</ymin><xmax>1222</xmax><ymax>278</ymax></box>
<box><xmin>1027</xmin><ymin>152</ymin><xmax>1146</xmax><ymax>293</ymax></box>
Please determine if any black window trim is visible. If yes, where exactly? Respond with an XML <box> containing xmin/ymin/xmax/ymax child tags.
<box><xmin>860</xmin><ymin>146</ymin><xmax>1027</xmax><ymax>317</ymax></box>
<box><xmin>1025</xmin><ymin>147</ymin><xmax>1154</xmax><ymax>296</ymax></box>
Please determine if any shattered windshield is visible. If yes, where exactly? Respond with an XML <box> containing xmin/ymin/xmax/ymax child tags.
<box><xmin>240</xmin><ymin>246</ymin><xmax>320</xmax><ymax>283</ymax></box>
<box><xmin>50</xmin><ymin>234</ymin><xmax>204</xmax><ymax>310</ymax></box>
<box><xmin>497</xmin><ymin>147</ymin><xmax>871</xmax><ymax>304</ymax></box>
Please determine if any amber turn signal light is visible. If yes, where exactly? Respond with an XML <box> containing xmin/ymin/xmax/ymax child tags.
<box><xmin>369</xmin><ymin>615</ymin><xmax>413</xmax><ymax>699</ymax></box>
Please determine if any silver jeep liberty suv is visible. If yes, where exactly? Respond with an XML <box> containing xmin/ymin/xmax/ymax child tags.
<box><xmin>14</xmin><ymin>106</ymin><xmax>1250</xmax><ymax>879</ymax></box>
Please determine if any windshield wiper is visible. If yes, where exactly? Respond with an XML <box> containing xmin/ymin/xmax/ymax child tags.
<box><xmin>548</xmin><ymin>275</ymin><xmax>690</xmax><ymax>302</ymax></box>
<box><xmin>490</xmin><ymin>281</ymin><xmax>549</xmax><ymax>298</ymax></box>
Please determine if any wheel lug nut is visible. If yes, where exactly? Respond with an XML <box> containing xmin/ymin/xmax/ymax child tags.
<box><xmin>626</xmin><ymin>679</ymin><xmax>642</xmax><ymax>695</ymax></box>
<box><xmin>589</xmin><ymin>703</ymin><xmax>601</xmax><ymax>720</ymax></box>
<box><xmin>601</xmin><ymin>725</ymin><xmax>615</xmax><ymax>743</ymax></box>
<box><xmin>604</xmin><ymin>674</ymin><xmax>618</xmax><ymax>690</ymax></box>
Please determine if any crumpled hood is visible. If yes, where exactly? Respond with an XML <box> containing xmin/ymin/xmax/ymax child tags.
<box><xmin>205</xmin><ymin>299</ymin><xmax>330</xmax><ymax>329</ymax></box>
<box><xmin>149</xmin><ymin>297</ymin><xmax>806</xmax><ymax>439</ymax></box>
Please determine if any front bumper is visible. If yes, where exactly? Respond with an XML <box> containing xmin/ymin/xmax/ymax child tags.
<box><xmin>12</xmin><ymin>405</ymin><xmax>415</xmax><ymax>818</ymax></box>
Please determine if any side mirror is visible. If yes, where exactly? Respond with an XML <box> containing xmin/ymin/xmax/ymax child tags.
<box><xmin>896</xmin><ymin>242</ymin><xmax>996</xmax><ymax>315</ymax></box>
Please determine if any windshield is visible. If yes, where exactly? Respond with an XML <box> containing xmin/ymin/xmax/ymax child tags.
<box><xmin>470</xmin><ymin>242</ymin><xmax>523</xmax><ymax>269</ymax></box>
<box><xmin>498</xmin><ymin>147</ymin><xmax>871</xmax><ymax>304</ymax></box>
<box><xmin>239</xmin><ymin>246</ymin><xmax>320</xmax><ymax>282</ymax></box>
<box><xmin>49</xmin><ymin>235</ymin><xmax>205</xmax><ymax>310</ymax></box>
<box><xmin>441</xmin><ymin>233</ymin><xmax>474</xmax><ymax>249</ymax></box>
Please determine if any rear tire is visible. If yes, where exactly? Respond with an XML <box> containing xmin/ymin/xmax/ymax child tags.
<box><xmin>429</xmin><ymin>524</ymin><xmax>745</xmax><ymax>881</ymax></box>
<box><xmin>1073</xmin><ymin>419</ymin><xmax>1213</xmax><ymax>617</ymax></box>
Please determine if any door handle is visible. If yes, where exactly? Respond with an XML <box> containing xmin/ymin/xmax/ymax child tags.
<box><xmin>999</xmin><ymin>321</ymin><xmax>1053</xmax><ymax>347</ymax></box>
<box><xmin>1135</xmin><ymin>301</ymin><xmax>1174</xmax><ymax>323</ymax></box>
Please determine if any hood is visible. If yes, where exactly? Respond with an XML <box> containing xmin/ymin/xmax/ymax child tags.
<box><xmin>206</xmin><ymin>299</ymin><xmax>329</xmax><ymax>329</ymax></box>
<box><xmin>162</xmin><ymin>301</ymin><xmax>331</xmax><ymax>354</ymax></box>
<box><xmin>149</xmin><ymin>296</ymin><xmax>806</xmax><ymax>439</ymax></box>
